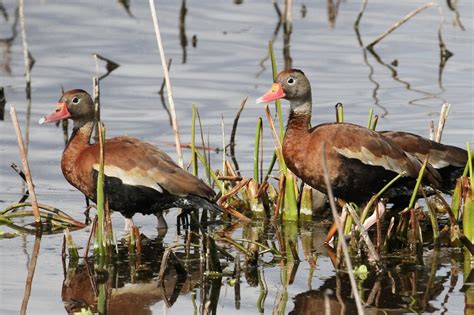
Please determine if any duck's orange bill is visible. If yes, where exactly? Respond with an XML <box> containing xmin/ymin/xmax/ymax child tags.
<box><xmin>39</xmin><ymin>102</ymin><xmax>71</xmax><ymax>124</ymax></box>
<box><xmin>256</xmin><ymin>83</ymin><xmax>285</xmax><ymax>104</ymax></box>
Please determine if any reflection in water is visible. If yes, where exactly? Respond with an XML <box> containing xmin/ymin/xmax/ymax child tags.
<box><xmin>283</xmin><ymin>0</ymin><xmax>292</xmax><ymax>69</ymax></box>
<box><xmin>0</xmin><ymin>87</ymin><xmax>5</xmax><ymax>121</ymax></box>
<box><xmin>158</xmin><ymin>58</ymin><xmax>173</xmax><ymax>126</ymax></box>
<box><xmin>290</xmin><ymin>249</ymin><xmax>457</xmax><ymax>314</ymax></box>
<box><xmin>354</xmin><ymin>5</ymin><xmax>388</xmax><ymax>117</ymax></box>
<box><xmin>300</xmin><ymin>4</ymin><xmax>307</xmax><ymax>18</ymax></box>
<box><xmin>62</xmin><ymin>236</ymin><xmax>203</xmax><ymax>314</ymax></box>
<box><xmin>179</xmin><ymin>0</ymin><xmax>188</xmax><ymax>64</ymax></box>
<box><xmin>20</xmin><ymin>232</ymin><xmax>42</xmax><ymax>315</ymax></box>
<box><xmin>117</xmin><ymin>0</ymin><xmax>133</xmax><ymax>18</ymax></box>
<box><xmin>353</xmin><ymin>2</ymin><xmax>456</xmax><ymax>117</ymax></box>
<box><xmin>326</xmin><ymin>0</ymin><xmax>341</xmax><ymax>28</ymax></box>
<box><xmin>0</xmin><ymin>6</ymin><xmax>18</xmax><ymax>75</ymax></box>
<box><xmin>437</xmin><ymin>18</ymin><xmax>453</xmax><ymax>90</ymax></box>
<box><xmin>446</xmin><ymin>0</ymin><xmax>465</xmax><ymax>31</ymax></box>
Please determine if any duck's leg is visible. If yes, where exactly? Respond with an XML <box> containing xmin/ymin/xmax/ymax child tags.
<box><xmin>156</xmin><ymin>212</ymin><xmax>168</xmax><ymax>237</ymax></box>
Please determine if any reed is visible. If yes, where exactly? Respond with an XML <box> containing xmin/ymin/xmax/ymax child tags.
<box><xmin>10</xmin><ymin>106</ymin><xmax>40</xmax><ymax>224</ymax></box>
<box><xmin>253</xmin><ymin>117</ymin><xmax>263</xmax><ymax>183</ymax></box>
<box><xmin>408</xmin><ymin>158</ymin><xmax>429</xmax><ymax>209</ymax></box>
<box><xmin>367</xmin><ymin>108</ymin><xmax>373</xmax><ymax>128</ymax></box>
<box><xmin>335</xmin><ymin>103</ymin><xmax>344</xmax><ymax>123</ymax></box>
<box><xmin>464</xmin><ymin>142</ymin><xmax>473</xmax><ymax>243</ymax></box>
<box><xmin>149</xmin><ymin>0</ymin><xmax>184</xmax><ymax>167</ymax></box>
<box><xmin>94</xmin><ymin>122</ymin><xmax>107</xmax><ymax>258</ymax></box>
<box><xmin>64</xmin><ymin>228</ymin><xmax>79</xmax><ymax>260</ymax></box>
<box><xmin>191</xmin><ymin>104</ymin><xmax>198</xmax><ymax>176</ymax></box>
<box><xmin>267</xmin><ymin>42</ymin><xmax>298</xmax><ymax>221</ymax></box>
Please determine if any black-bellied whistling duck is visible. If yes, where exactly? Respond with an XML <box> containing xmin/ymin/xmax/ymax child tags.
<box><xmin>380</xmin><ymin>131</ymin><xmax>467</xmax><ymax>191</ymax></box>
<box><xmin>256</xmin><ymin>69</ymin><xmax>441</xmax><ymax>203</ymax></box>
<box><xmin>39</xmin><ymin>89</ymin><xmax>220</xmax><ymax>231</ymax></box>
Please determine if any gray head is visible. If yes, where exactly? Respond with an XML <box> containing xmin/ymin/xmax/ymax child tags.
<box><xmin>256</xmin><ymin>69</ymin><xmax>312</xmax><ymax>114</ymax></box>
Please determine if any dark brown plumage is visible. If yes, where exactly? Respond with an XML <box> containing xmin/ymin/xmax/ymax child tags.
<box><xmin>40</xmin><ymin>89</ymin><xmax>219</xmax><ymax>219</ymax></box>
<box><xmin>380</xmin><ymin>130</ymin><xmax>467</xmax><ymax>191</ymax></box>
<box><xmin>257</xmin><ymin>69</ymin><xmax>442</xmax><ymax>203</ymax></box>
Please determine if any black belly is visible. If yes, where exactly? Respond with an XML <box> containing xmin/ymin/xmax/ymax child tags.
<box><xmin>90</xmin><ymin>171</ymin><xmax>182</xmax><ymax>218</ymax></box>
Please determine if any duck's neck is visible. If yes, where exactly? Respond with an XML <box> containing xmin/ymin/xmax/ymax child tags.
<box><xmin>62</xmin><ymin>121</ymin><xmax>94</xmax><ymax>167</ymax></box>
<box><xmin>286</xmin><ymin>100</ymin><xmax>312</xmax><ymax>135</ymax></box>
<box><xmin>68</xmin><ymin>121</ymin><xmax>94</xmax><ymax>149</ymax></box>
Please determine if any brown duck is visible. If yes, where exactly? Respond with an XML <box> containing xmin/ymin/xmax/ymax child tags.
<box><xmin>257</xmin><ymin>69</ymin><xmax>442</xmax><ymax>203</ymax></box>
<box><xmin>39</xmin><ymin>89</ymin><xmax>220</xmax><ymax>227</ymax></box>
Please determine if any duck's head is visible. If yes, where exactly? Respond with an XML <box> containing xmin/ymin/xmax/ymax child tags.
<box><xmin>39</xmin><ymin>89</ymin><xmax>94</xmax><ymax>125</ymax></box>
<box><xmin>256</xmin><ymin>69</ymin><xmax>312</xmax><ymax>110</ymax></box>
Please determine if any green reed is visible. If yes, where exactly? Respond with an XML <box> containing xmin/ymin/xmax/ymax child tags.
<box><xmin>268</xmin><ymin>42</ymin><xmax>298</xmax><ymax>222</ymax></box>
<box><xmin>254</xmin><ymin>117</ymin><xmax>263</xmax><ymax>183</ymax></box>
<box><xmin>94</xmin><ymin>122</ymin><xmax>107</xmax><ymax>257</ymax></box>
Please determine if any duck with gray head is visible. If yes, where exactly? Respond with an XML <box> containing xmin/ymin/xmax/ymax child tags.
<box><xmin>256</xmin><ymin>69</ymin><xmax>442</xmax><ymax>204</ymax></box>
<box><xmin>40</xmin><ymin>89</ymin><xmax>221</xmax><ymax>233</ymax></box>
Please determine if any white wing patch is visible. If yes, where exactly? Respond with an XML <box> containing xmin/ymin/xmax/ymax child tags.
<box><xmin>334</xmin><ymin>147</ymin><xmax>408</xmax><ymax>175</ymax></box>
<box><xmin>93</xmin><ymin>164</ymin><xmax>163</xmax><ymax>193</ymax></box>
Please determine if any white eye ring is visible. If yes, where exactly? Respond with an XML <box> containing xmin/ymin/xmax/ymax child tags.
<box><xmin>72</xmin><ymin>97</ymin><xmax>79</xmax><ymax>104</ymax></box>
<box><xmin>287</xmin><ymin>77</ymin><xmax>295</xmax><ymax>85</ymax></box>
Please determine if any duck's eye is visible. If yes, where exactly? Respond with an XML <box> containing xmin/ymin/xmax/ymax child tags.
<box><xmin>287</xmin><ymin>77</ymin><xmax>295</xmax><ymax>85</ymax></box>
<box><xmin>72</xmin><ymin>97</ymin><xmax>80</xmax><ymax>104</ymax></box>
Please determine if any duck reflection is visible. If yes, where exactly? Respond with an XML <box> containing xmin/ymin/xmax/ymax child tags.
<box><xmin>290</xmin><ymin>249</ymin><xmax>457</xmax><ymax>314</ymax></box>
<box><xmin>62</xmin><ymin>236</ymin><xmax>202</xmax><ymax>314</ymax></box>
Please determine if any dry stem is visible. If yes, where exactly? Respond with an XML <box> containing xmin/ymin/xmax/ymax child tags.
<box><xmin>321</xmin><ymin>143</ymin><xmax>364</xmax><ymax>314</ymax></box>
<box><xmin>149</xmin><ymin>0</ymin><xmax>184</xmax><ymax>167</ymax></box>
<box><xmin>10</xmin><ymin>106</ymin><xmax>40</xmax><ymax>223</ymax></box>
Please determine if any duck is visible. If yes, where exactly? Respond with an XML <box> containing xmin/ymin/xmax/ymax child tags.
<box><xmin>39</xmin><ymin>89</ymin><xmax>220</xmax><ymax>232</ymax></box>
<box><xmin>256</xmin><ymin>69</ymin><xmax>442</xmax><ymax>204</ymax></box>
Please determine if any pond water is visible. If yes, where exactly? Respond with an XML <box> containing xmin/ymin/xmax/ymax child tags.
<box><xmin>0</xmin><ymin>0</ymin><xmax>473</xmax><ymax>314</ymax></box>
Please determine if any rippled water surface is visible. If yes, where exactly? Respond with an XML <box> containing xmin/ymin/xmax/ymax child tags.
<box><xmin>0</xmin><ymin>0</ymin><xmax>473</xmax><ymax>314</ymax></box>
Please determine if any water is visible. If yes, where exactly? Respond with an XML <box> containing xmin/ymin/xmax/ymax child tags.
<box><xmin>0</xmin><ymin>0</ymin><xmax>473</xmax><ymax>314</ymax></box>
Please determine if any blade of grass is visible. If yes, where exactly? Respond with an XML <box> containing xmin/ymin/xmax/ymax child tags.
<box><xmin>191</xmin><ymin>104</ymin><xmax>198</xmax><ymax>176</ymax></box>
<box><xmin>408</xmin><ymin>158</ymin><xmax>429</xmax><ymax>209</ymax></box>
<box><xmin>95</xmin><ymin>122</ymin><xmax>106</xmax><ymax>257</ymax></box>
<box><xmin>367</xmin><ymin>108</ymin><xmax>373</xmax><ymax>128</ymax></box>
<box><xmin>269</xmin><ymin>41</ymin><xmax>284</xmax><ymax>142</ymax></box>
<box><xmin>254</xmin><ymin>118</ymin><xmax>263</xmax><ymax>183</ymax></box>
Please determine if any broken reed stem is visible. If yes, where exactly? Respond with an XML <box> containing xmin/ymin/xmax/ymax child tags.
<box><xmin>366</xmin><ymin>2</ymin><xmax>436</xmax><ymax>49</ymax></box>
<box><xmin>345</xmin><ymin>204</ymin><xmax>381</xmax><ymax>266</ymax></box>
<box><xmin>335</xmin><ymin>103</ymin><xmax>343</xmax><ymax>123</ymax></box>
<box><xmin>435</xmin><ymin>103</ymin><xmax>450</xmax><ymax>142</ymax></box>
<box><xmin>321</xmin><ymin>143</ymin><xmax>364</xmax><ymax>314</ymax></box>
<box><xmin>149</xmin><ymin>0</ymin><xmax>184</xmax><ymax>168</ymax></box>
<box><xmin>10</xmin><ymin>106</ymin><xmax>40</xmax><ymax>224</ymax></box>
